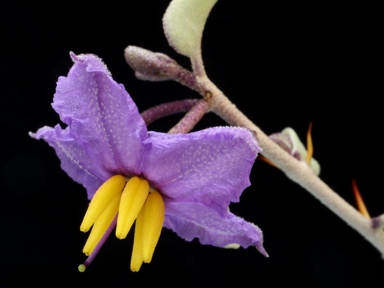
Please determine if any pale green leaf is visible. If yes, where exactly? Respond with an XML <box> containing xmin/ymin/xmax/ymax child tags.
<box><xmin>163</xmin><ymin>0</ymin><xmax>218</xmax><ymax>59</ymax></box>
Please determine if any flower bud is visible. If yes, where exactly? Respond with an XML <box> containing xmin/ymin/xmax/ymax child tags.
<box><xmin>124</xmin><ymin>46</ymin><xmax>178</xmax><ymax>81</ymax></box>
<box><xmin>270</xmin><ymin>127</ymin><xmax>321</xmax><ymax>175</ymax></box>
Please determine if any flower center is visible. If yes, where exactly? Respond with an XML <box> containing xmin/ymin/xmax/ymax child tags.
<box><xmin>78</xmin><ymin>175</ymin><xmax>165</xmax><ymax>272</ymax></box>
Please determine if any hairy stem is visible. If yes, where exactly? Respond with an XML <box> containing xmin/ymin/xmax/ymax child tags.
<box><xmin>141</xmin><ymin>99</ymin><xmax>199</xmax><ymax>126</ymax></box>
<box><xmin>140</xmin><ymin>98</ymin><xmax>209</xmax><ymax>134</ymax></box>
<box><xmin>168</xmin><ymin>99</ymin><xmax>209</xmax><ymax>134</ymax></box>
<box><xmin>198</xmin><ymin>76</ymin><xmax>384</xmax><ymax>256</ymax></box>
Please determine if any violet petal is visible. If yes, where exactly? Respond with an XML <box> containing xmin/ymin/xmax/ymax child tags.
<box><xmin>143</xmin><ymin>127</ymin><xmax>260</xmax><ymax>210</ymax></box>
<box><xmin>164</xmin><ymin>200</ymin><xmax>267</xmax><ymax>256</ymax></box>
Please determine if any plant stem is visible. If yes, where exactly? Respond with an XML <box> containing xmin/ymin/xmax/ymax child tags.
<box><xmin>198</xmin><ymin>76</ymin><xmax>384</xmax><ymax>257</ymax></box>
<box><xmin>141</xmin><ymin>99</ymin><xmax>199</xmax><ymax>126</ymax></box>
<box><xmin>168</xmin><ymin>99</ymin><xmax>209</xmax><ymax>134</ymax></box>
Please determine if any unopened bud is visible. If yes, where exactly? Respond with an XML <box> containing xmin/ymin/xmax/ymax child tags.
<box><xmin>270</xmin><ymin>127</ymin><xmax>321</xmax><ymax>175</ymax></box>
<box><xmin>124</xmin><ymin>46</ymin><xmax>178</xmax><ymax>81</ymax></box>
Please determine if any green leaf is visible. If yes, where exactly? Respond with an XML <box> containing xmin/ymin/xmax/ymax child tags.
<box><xmin>163</xmin><ymin>0</ymin><xmax>218</xmax><ymax>59</ymax></box>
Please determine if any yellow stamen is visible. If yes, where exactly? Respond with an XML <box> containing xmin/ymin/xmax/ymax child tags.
<box><xmin>78</xmin><ymin>175</ymin><xmax>165</xmax><ymax>272</ymax></box>
<box><xmin>82</xmin><ymin>193</ymin><xmax>121</xmax><ymax>256</ymax></box>
<box><xmin>305</xmin><ymin>122</ymin><xmax>313</xmax><ymax>165</ymax></box>
<box><xmin>140</xmin><ymin>191</ymin><xmax>165</xmax><ymax>263</ymax></box>
<box><xmin>130</xmin><ymin>203</ymin><xmax>145</xmax><ymax>272</ymax></box>
<box><xmin>116</xmin><ymin>177</ymin><xmax>149</xmax><ymax>239</ymax></box>
<box><xmin>352</xmin><ymin>179</ymin><xmax>371</xmax><ymax>219</ymax></box>
<box><xmin>80</xmin><ymin>175</ymin><xmax>126</xmax><ymax>232</ymax></box>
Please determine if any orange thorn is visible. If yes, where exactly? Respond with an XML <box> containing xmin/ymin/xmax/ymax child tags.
<box><xmin>352</xmin><ymin>179</ymin><xmax>371</xmax><ymax>219</ymax></box>
<box><xmin>258</xmin><ymin>155</ymin><xmax>278</xmax><ymax>168</ymax></box>
<box><xmin>305</xmin><ymin>122</ymin><xmax>313</xmax><ymax>165</ymax></box>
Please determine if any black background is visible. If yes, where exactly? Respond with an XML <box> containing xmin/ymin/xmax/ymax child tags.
<box><xmin>1</xmin><ymin>1</ymin><xmax>383</xmax><ymax>287</ymax></box>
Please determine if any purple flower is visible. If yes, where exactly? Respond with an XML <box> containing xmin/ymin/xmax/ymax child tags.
<box><xmin>30</xmin><ymin>52</ymin><xmax>267</xmax><ymax>272</ymax></box>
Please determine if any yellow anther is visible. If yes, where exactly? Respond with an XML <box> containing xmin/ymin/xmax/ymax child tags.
<box><xmin>80</xmin><ymin>175</ymin><xmax>126</xmax><ymax>232</ymax></box>
<box><xmin>352</xmin><ymin>179</ymin><xmax>371</xmax><ymax>219</ymax></box>
<box><xmin>130</xmin><ymin>205</ymin><xmax>145</xmax><ymax>272</ymax></box>
<box><xmin>141</xmin><ymin>191</ymin><xmax>165</xmax><ymax>263</ymax></box>
<box><xmin>82</xmin><ymin>193</ymin><xmax>121</xmax><ymax>256</ymax></box>
<box><xmin>130</xmin><ymin>191</ymin><xmax>165</xmax><ymax>271</ymax></box>
<box><xmin>116</xmin><ymin>177</ymin><xmax>149</xmax><ymax>239</ymax></box>
<box><xmin>305</xmin><ymin>122</ymin><xmax>313</xmax><ymax>165</ymax></box>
